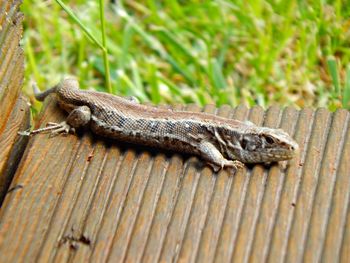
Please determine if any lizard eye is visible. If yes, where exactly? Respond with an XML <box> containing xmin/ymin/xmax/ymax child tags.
<box><xmin>265</xmin><ymin>136</ymin><xmax>275</xmax><ymax>144</ymax></box>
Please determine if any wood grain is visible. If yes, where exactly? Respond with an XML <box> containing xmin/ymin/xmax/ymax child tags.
<box><xmin>0</xmin><ymin>0</ymin><xmax>28</xmax><ymax>203</ymax></box>
<box><xmin>0</xmin><ymin>95</ymin><xmax>30</xmax><ymax>203</ymax></box>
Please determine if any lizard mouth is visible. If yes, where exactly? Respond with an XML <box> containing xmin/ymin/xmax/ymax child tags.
<box><xmin>263</xmin><ymin>144</ymin><xmax>299</xmax><ymax>162</ymax></box>
<box><xmin>262</xmin><ymin>137</ymin><xmax>299</xmax><ymax>162</ymax></box>
<box><xmin>239</xmin><ymin>144</ymin><xmax>299</xmax><ymax>163</ymax></box>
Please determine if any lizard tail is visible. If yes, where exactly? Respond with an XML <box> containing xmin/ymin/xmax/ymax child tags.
<box><xmin>32</xmin><ymin>82</ymin><xmax>57</xmax><ymax>101</ymax></box>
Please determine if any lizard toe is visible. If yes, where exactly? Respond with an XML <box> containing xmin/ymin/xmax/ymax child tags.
<box><xmin>223</xmin><ymin>160</ymin><xmax>244</xmax><ymax>175</ymax></box>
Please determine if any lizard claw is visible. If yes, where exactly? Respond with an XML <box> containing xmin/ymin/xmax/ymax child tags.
<box><xmin>46</xmin><ymin>122</ymin><xmax>60</xmax><ymax>127</ymax></box>
<box><xmin>18</xmin><ymin>128</ymin><xmax>32</xmax><ymax>136</ymax></box>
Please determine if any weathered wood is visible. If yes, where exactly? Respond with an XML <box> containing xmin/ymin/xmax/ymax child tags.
<box><xmin>0</xmin><ymin>98</ymin><xmax>348</xmax><ymax>263</ymax></box>
<box><xmin>0</xmin><ymin>0</ymin><xmax>24</xmax><ymax>125</ymax></box>
<box><xmin>0</xmin><ymin>0</ymin><xmax>28</xmax><ymax>203</ymax></box>
<box><xmin>0</xmin><ymin>95</ymin><xmax>29</xmax><ymax>204</ymax></box>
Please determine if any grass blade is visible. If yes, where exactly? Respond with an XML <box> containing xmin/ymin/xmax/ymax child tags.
<box><xmin>99</xmin><ymin>0</ymin><xmax>111</xmax><ymax>92</ymax></box>
<box><xmin>343</xmin><ymin>65</ymin><xmax>350</xmax><ymax>109</ymax></box>
<box><xmin>327</xmin><ymin>56</ymin><xmax>340</xmax><ymax>97</ymax></box>
<box><xmin>55</xmin><ymin>0</ymin><xmax>111</xmax><ymax>93</ymax></box>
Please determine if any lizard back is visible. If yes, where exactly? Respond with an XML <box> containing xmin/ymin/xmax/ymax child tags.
<box><xmin>55</xmin><ymin>81</ymin><xmax>251</xmax><ymax>155</ymax></box>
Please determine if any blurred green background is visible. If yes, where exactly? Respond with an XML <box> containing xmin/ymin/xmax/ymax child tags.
<box><xmin>22</xmin><ymin>0</ymin><xmax>350</xmax><ymax>111</ymax></box>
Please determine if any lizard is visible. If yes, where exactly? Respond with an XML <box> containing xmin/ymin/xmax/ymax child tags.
<box><xmin>19</xmin><ymin>78</ymin><xmax>299</xmax><ymax>172</ymax></box>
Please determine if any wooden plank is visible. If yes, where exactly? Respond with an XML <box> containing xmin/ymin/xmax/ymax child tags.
<box><xmin>0</xmin><ymin>98</ymin><xmax>349</xmax><ymax>263</ymax></box>
<box><xmin>0</xmin><ymin>95</ymin><xmax>30</xmax><ymax>203</ymax></box>
<box><xmin>0</xmin><ymin>0</ymin><xmax>24</xmax><ymax>128</ymax></box>
<box><xmin>0</xmin><ymin>0</ymin><xmax>28</xmax><ymax>203</ymax></box>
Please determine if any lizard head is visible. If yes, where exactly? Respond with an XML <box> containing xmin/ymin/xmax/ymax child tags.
<box><xmin>228</xmin><ymin>126</ymin><xmax>299</xmax><ymax>164</ymax></box>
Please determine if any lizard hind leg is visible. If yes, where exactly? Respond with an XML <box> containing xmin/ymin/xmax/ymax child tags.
<box><xmin>65</xmin><ymin>106</ymin><xmax>91</xmax><ymax>128</ymax></box>
<box><xmin>18</xmin><ymin>106</ymin><xmax>92</xmax><ymax>137</ymax></box>
<box><xmin>48</xmin><ymin>105</ymin><xmax>92</xmax><ymax>136</ymax></box>
<box><xmin>198</xmin><ymin>141</ymin><xmax>244</xmax><ymax>174</ymax></box>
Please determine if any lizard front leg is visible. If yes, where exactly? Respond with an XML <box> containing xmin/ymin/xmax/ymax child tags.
<box><xmin>198</xmin><ymin>141</ymin><xmax>244</xmax><ymax>173</ymax></box>
<box><xmin>19</xmin><ymin>106</ymin><xmax>91</xmax><ymax>136</ymax></box>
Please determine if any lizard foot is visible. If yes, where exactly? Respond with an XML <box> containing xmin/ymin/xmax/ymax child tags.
<box><xmin>18</xmin><ymin>121</ymin><xmax>75</xmax><ymax>137</ymax></box>
<box><xmin>222</xmin><ymin>160</ymin><xmax>245</xmax><ymax>175</ymax></box>
<box><xmin>207</xmin><ymin>160</ymin><xmax>245</xmax><ymax>174</ymax></box>
<box><xmin>226</xmin><ymin>160</ymin><xmax>244</xmax><ymax>169</ymax></box>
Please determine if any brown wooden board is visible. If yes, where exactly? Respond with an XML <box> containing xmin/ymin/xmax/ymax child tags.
<box><xmin>0</xmin><ymin>98</ymin><xmax>349</xmax><ymax>263</ymax></box>
<box><xmin>0</xmin><ymin>0</ymin><xmax>28</xmax><ymax>203</ymax></box>
<box><xmin>0</xmin><ymin>0</ymin><xmax>24</xmax><ymax>127</ymax></box>
<box><xmin>0</xmin><ymin>95</ymin><xmax>29</xmax><ymax>204</ymax></box>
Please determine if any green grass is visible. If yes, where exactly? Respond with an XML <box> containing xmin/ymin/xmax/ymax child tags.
<box><xmin>22</xmin><ymin>0</ymin><xmax>350</xmax><ymax>110</ymax></box>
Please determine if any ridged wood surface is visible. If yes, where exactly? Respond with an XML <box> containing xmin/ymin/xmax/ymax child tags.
<box><xmin>0</xmin><ymin>95</ymin><xmax>29</xmax><ymax>204</ymax></box>
<box><xmin>0</xmin><ymin>0</ymin><xmax>24</xmax><ymax>129</ymax></box>
<box><xmin>0</xmin><ymin>0</ymin><xmax>28</xmax><ymax>203</ymax></box>
<box><xmin>0</xmin><ymin>98</ymin><xmax>349</xmax><ymax>263</ymax></box>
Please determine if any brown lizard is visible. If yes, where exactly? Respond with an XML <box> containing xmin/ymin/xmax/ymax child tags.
<box><xmin>20</xmin><ymin>78</ymin><xmax>299</xmax><ymax>172</ymax></box>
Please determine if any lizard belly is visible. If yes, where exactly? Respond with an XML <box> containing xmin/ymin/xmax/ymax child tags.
<box><xmin>89</xmin><ymin>115</ymin><xmax>200</xmax><ymax>155</ymax></box>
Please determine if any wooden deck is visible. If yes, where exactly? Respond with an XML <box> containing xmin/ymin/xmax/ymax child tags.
<box><xmin>0</xmin><ymin>97</ymin><xmax>349</xmax><ymax>263</ymax></box>
<box><xmin>1</xmin><ymin>1</ymin><xmax>349</xmax><ymax>262</ymax></box>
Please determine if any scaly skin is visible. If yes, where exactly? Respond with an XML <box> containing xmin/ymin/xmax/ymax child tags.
<box><xmin>20</xmin><ymin>78</ymin><xmax>299</xmax><ymax>172</ymax></box>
